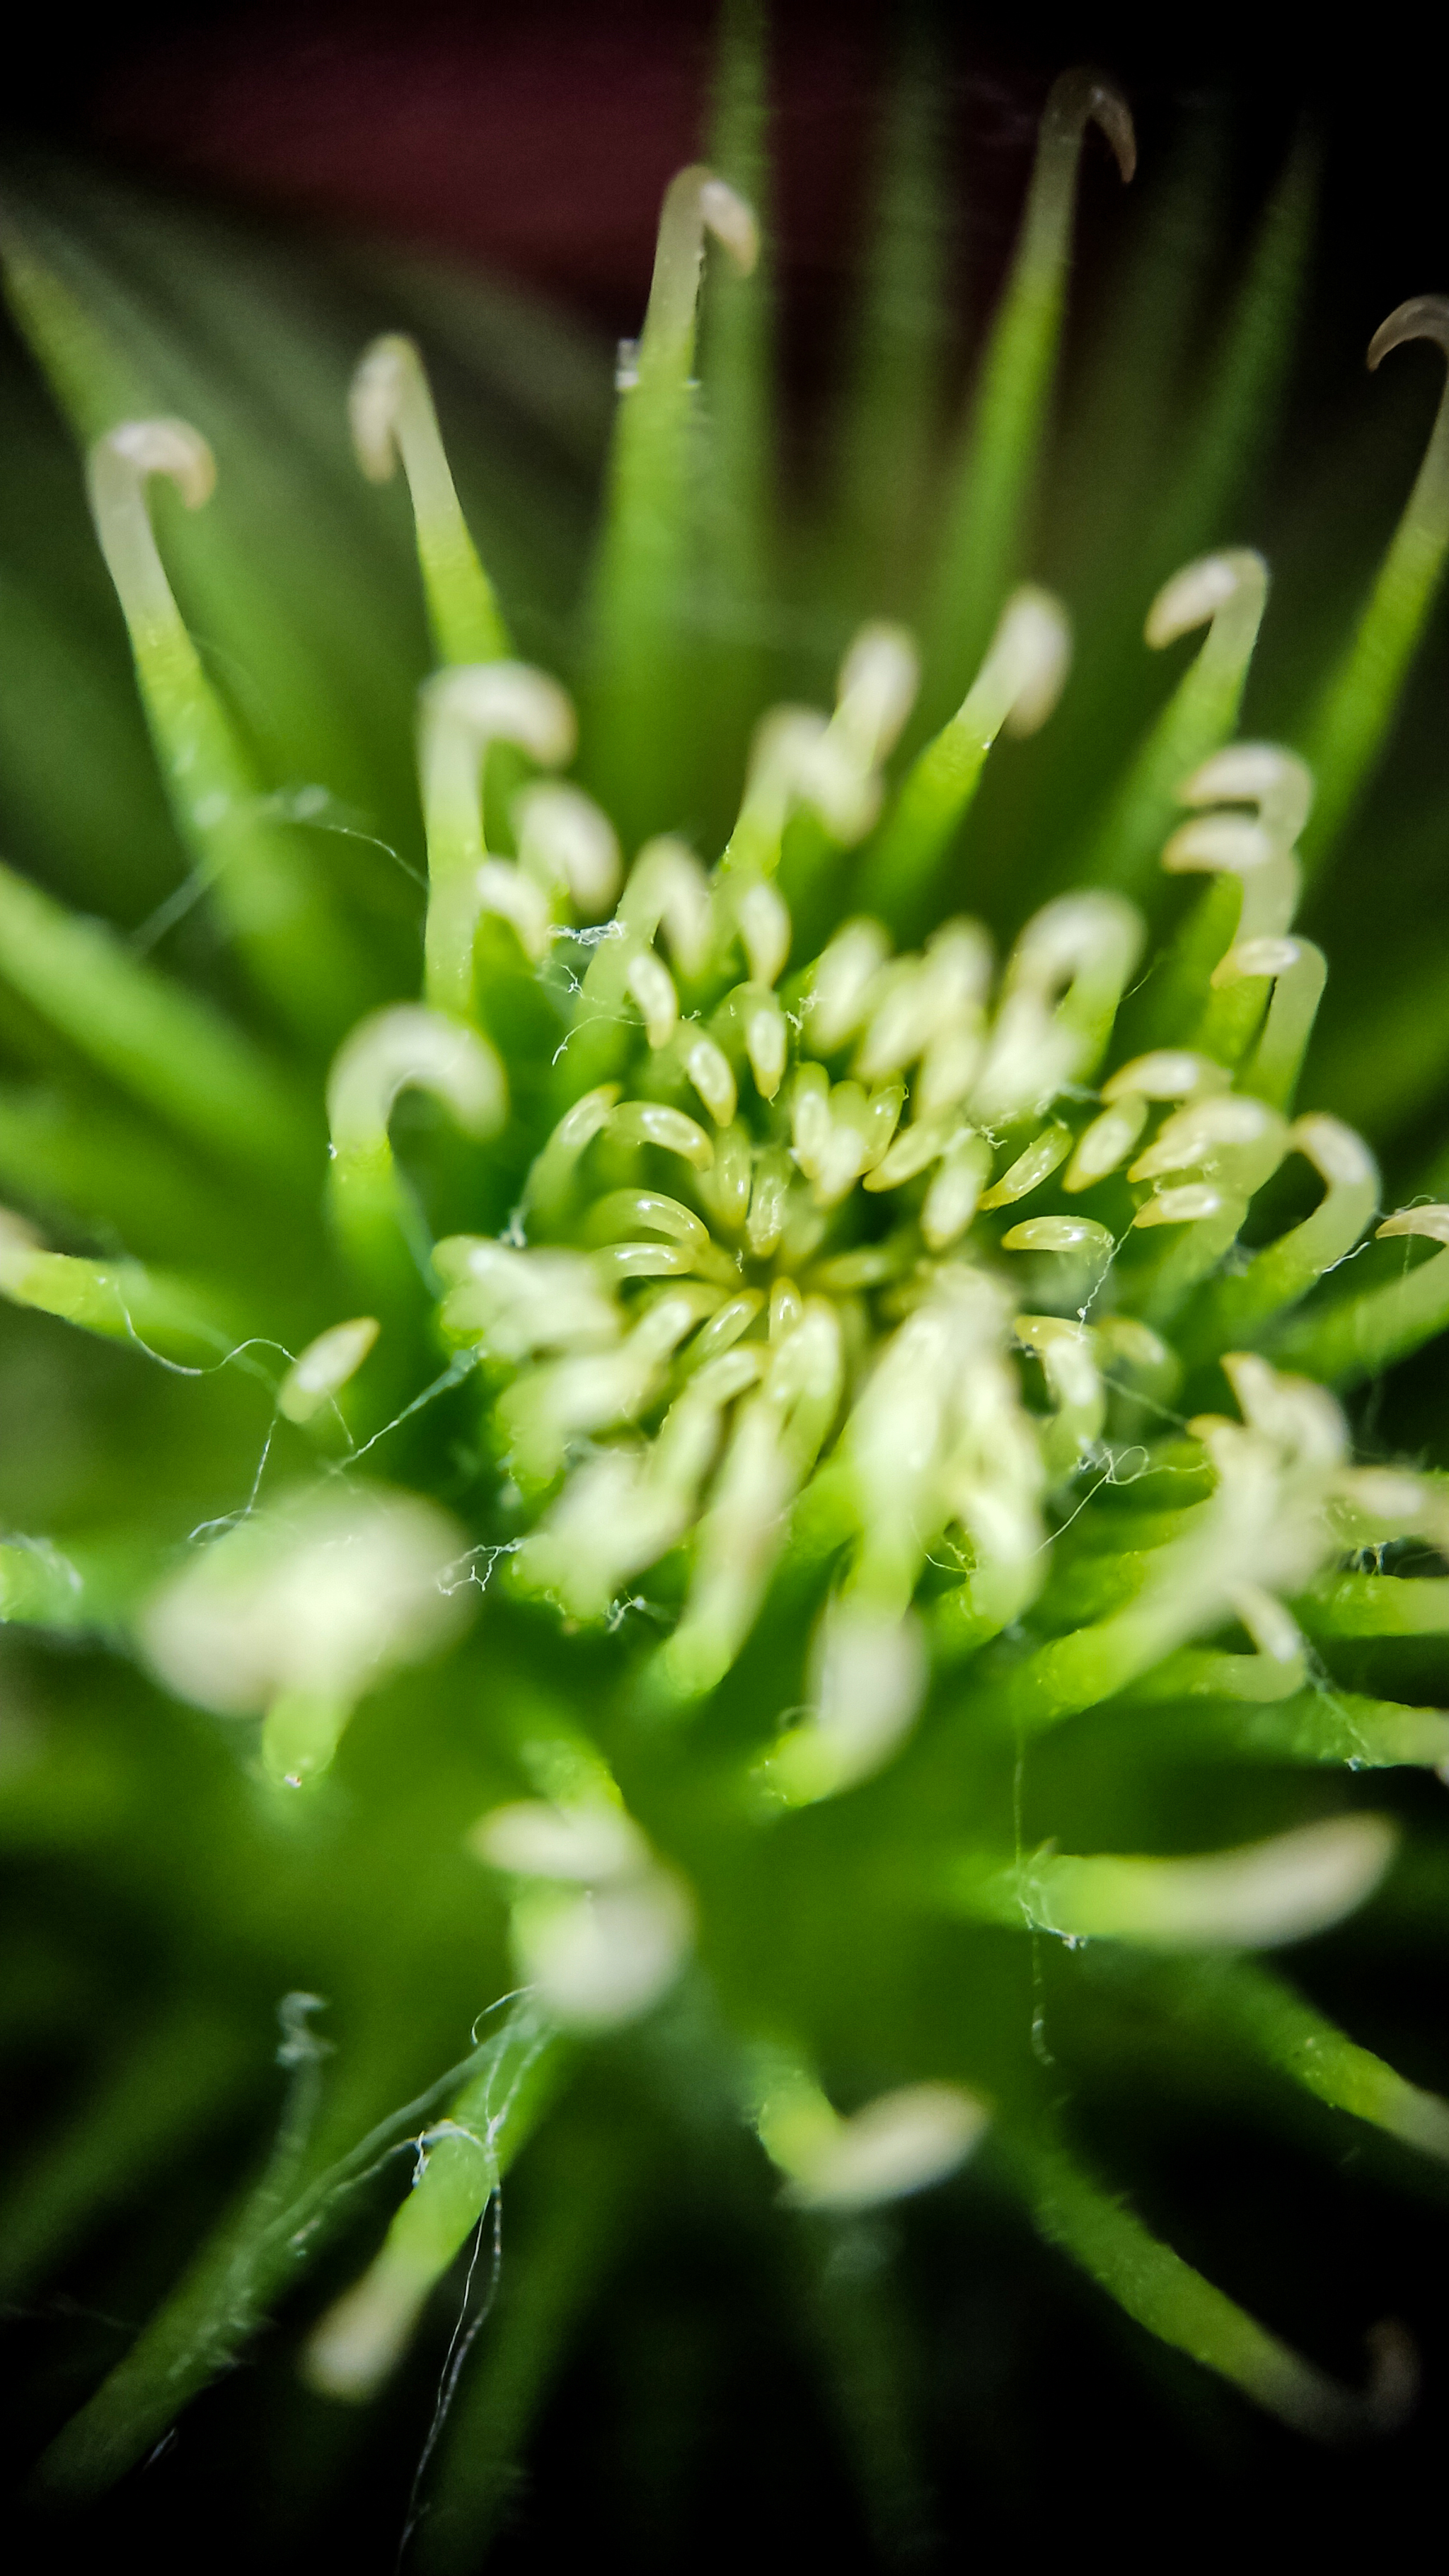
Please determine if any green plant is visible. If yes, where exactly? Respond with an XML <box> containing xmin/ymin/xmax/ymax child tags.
<box><xmin>4</xmin><ymin>22</ymin><xmax>1449</xmax><ymax>2557</ymax></box>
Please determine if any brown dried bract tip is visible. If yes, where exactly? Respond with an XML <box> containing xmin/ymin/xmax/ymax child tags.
<box><xmin>1368</xmin><ymin>293</ymin><xmax>1449</xmax><ymax>370</ymax></box>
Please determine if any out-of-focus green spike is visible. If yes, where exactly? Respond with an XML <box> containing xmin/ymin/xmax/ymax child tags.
<box><xmin>0</xmin><ymin>1084</ymin><xmax>262</xmax><ymax>1271</ymax></box>
<box><xmin>831</xmin><ymin>21</ymin><xmax>949</xmax><ymax>620</ymax></box>
<box><xmin>33</xmin><ymin>2005</ymin><xmax>534</xmax><ymax>2500</ymax></box>
<box><xmin>0</xmin><ymin>2007</ymin><xmax>254</xmax><ymax>2301</ymax></box>
<box><xmin>301</xmin><ymin>2012</ymin><xmax>562</xmax><ymax>2406</ymax></box>
<box><xmin>0</xmin><ymin>1211</ymin><xmax>243</xmax><ymax>1359</ymax></box>
<box><xmin>587</xmin><ymin>164</ymin><xmax>759</xmax><ymax>842</ymax></box>
<box><xmin>1148</xmin><ymin>130</ymin><xmax>1318</xmax><ymax>591</ymax></box>
<box><xmin>350</xmin><ymin>334</ymin><xmax>509</xmax><ymax>666</ymax></box>
<box><xmin>85</xmin><ymin>415</ymin><xmax>377</xmax><ymax>1043</ymax></box>
<box><xmin>0</xmin><ymin>859</ymin><xmax>315</xmax><ymax>1191</ymax></box>
<box><xmin>414</xmin><ymin>2130</ymin><xmax>630</xmax><ymax>2570</ymax></box>
<box><xmin>1130</xmin><ymin>1955</ymin><xmax>1449</xmax><ymax>2162</ymax></box>
<box><xmin>1273</xmin><ymin>1206</ymin><xmax>1449</xmax><ymax>1385</ymax></box>
<box><xmin>1015</xmin><ymin>2130</ymin><xmax>1399</xmax><ymax>2433</ymax></box>
<box><xmin>0</xmin><ymin>201</ymin><xmax>396</xmax><ymax>828</ymax></box>
<box><xmin>1300</xmin><ymin>299</ymin><xmax>1449</xmax><ymax>870</ymax></box>
<box><xmin>695</xmin><ymin>0</ymin><xmax>775</xmax><ymax>814</ymax></box>
<box><xmin>921</xmin><ymin>69</ymin><xmax>1134</xmax><ymax>728</ymax></box>
<box><xmin>0</xmin><ymin>565</ymin><xmax>178</xmax><ymax>920</ymax></box>
<box><xmin>1175</xmin><ymin>1686</ymin><xmax>1449</xmax><ymax>1770</ymax></box>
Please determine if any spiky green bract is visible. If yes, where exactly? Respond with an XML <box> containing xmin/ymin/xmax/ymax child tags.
<box><xmin>3</xmin><ymin>42</ymin><xmax>1449</xmax><ymax>2558</ymax></box>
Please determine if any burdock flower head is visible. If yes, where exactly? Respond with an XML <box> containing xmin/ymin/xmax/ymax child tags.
<box><xmin>6</xmin><ymin>40</ymin><xmax>1449</xmax><ymax>2543</ymax></box>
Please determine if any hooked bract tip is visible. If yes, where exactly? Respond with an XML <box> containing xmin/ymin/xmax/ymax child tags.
<box><xmin>100</xmin><ymin>417</ymin><xmax>217</xmax><ymax>512</ymax></box>
<box><xmin>1368</xmin><ymin>294</ymin><xmax>1449</xmax><ymax>372</ymax></box>
<box><xmin>348</xmin><ymin>334</ymin><xmax>415</xmax><ymax>482</ymax></box>
<box><xmin>1145</xmin><ymin>551</ymin><xmax>1264</xmax><ymax>649</ymax></box>
<box><xmin>1046</xmin><ymin>67</ymin><xmax>1136</xmax><ymax>184</ymax></box>
<box><xmin>699</xmin><ymin>173</ymin><xmax>759</xmax><ymax>275</ymax></box>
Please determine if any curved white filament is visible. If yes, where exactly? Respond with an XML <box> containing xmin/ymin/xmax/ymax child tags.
<box><xmin>328</xmin><ymin>1005</ymin><xmax>506</xmax><ymax>1165</ymax></box>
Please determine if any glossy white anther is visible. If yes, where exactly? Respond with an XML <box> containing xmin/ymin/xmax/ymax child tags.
<box><xmin>791</xmin><ymin>1062</ymin><xmax>832</xmax><ymax>1177</ymax></box>
<box><xmin>1133</xmin><ymin>1183</ymin><xmax>1226</xmax><ymax>1228</ymax></box>
<box><xmin>979</xmin><ymin>1124</ymin><xmax>1073</xmax><ymax>1210</ymax></box>
<box><xmin>1014</xmin><ymin>1310</ymin><xmax>1107</xmax><ymax>1473</ymax></box>
<box><xmin>514</xmin><ymin>782</ymin><xmax>621</xmax><ymax>913</ymax></box>
<box><xmin>1102</xmin><ymin>1051</ymin><xmax>1228</xmax><ymax>1103</ymax></box>
<box><xmin>1128</xmin><ymin>1093</ymin><xmax>1281</xmax><ymax>1181</ymax></box>
<box><xmin>626</xmin><ymin>948</ymin><xmax>679</xmax><ymax>1047</ymax></box>
<box><xmin>743</xmin><ymin>990</ymin><xmax>787</xmax><ymax>1099</ymax></box>
<box><xmin>682</xmin><ymin>1034</ymin><xmax>737</xmax><ymax>1127</ymax></box>
<box><xmin>745</xmin><ymin>1150</ymin><xmax>792</xmax><ymax>1259</ymax></box>
<box><xmin>606</xmin><ymin>1099</ymin><xmax>715</xmax><ymax>1170</ymax></box>
<box><xmin>862</xmin><ymin>1112</ymin><xmax>958</xmax><ymax>1194</ymax></box>
<box><xmin>1063</xmin><ymin>1097</ymin><xmax>1149</xmax><ymax>1192</ymax></box>
<box><xmin>1219</xmin><ymin>1351</ymin><xmax>1348</xmax><ymax>1472</ymax></box>
<box><xmin>1005</xmin><ymin>1215</ymin><xmax>1114</xmax><ymax>1261</ymax></box>
<box><xmin>278</xmin><ymin>1317</ymin><xmax>381</xmax><ymax>1426</ymax></box>
<box><xmin>328</xmin><ymin>1006</ymin><xmax>506</xmax><ymax>1160</ymax></box>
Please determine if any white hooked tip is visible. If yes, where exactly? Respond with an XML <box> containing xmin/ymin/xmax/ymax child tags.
<box><xmin>699</xmin><ymin>173</ymin><xmax>760</xmax><ymax>274</ymax></box>
<box><xmin>1045</xmin><ymin>67</ymin><xmax>1137</xmax><ymax>184</ymax></box>
<box><xmin>469</xmin><ymin>1798</ymin><xmax>650</xmax><ymax>1883</ymax></box>
<box><xmin>327</xmin><ymin>1005</ymin><xmax>507</xmax><ymax>1157</ymax></box>
<box><xmin>1162</xmin><ymin>815</ymin><xmax>1274</xmax><ymax>875</ymax></box>
<box><xmin>278</xmin><ymin>1317</ymin><xmax>381</xmax><ymax>1425</ymax></box>
<box><xmin>509</xmin><ymin>1872</ymin><xmax>695</xmax><ymax>2029</ymax></box>
<box><xmin>1032</xmin><ymin>1815</ymin><xmax>1397</xmax><ymax>1950</ymax></box>
<box><xmin>420</xmin><ymin>661</ymin><xmax>577</xmax><ymax>773</ymax></box>
<box><xmin>993</xmin><ymin>587</ymin><xmax>1073</xmax><ymax>738</ymax></box>
<box><xmin>1145</xmin><ymin>549</ymin><xmax>1266</xmax><ymax>649</ymax></box>
<box><xmin>348</xmin><ymin>333</ymin><xmax>416</xmax><ymax>482</ymax></box>
<box><xmin>781</xmin><ymin>2083</ymin><xmax>991</xmax><ymax>2213</ymax></box>
<box><xmin>95</xmin><ymin>416</ymin><xmax>217</xmax><ymax>512</ymax></box>
<box><xmin>833</xmin><ymin>623</ymin><xmax>921</xmax><ymax>766</ymax></box>
<box><xmin>139</xmin><ymin>1482</ymin><xmax>471</xmax><ymax>1721</ymax></box>
<box><xmin>1179</xmin><ymin>742</ymin><xmax>1315</xmax><ymax>847</ymax></box>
